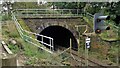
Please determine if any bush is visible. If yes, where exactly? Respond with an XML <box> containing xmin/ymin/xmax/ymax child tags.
<box><xmin>9</xmin><ymin>31</ymin><xmax>19</xmax><ymax>38</ymax></box>
<box><xmin>8</xmin><ymin>44</ymin><xmax>19</xmax><ymax>53</ymax></box>
<box><xmin>2</xmin><ymin>14</ymin><xmax>12</xmax><ymax>21</ymax></box>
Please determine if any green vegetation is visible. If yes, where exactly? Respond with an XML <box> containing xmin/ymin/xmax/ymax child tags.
<box><xmin>8</xmin><ymin>44</ymin><xmax>19</xmax><ymax>53</ymax></box>
<box><xmin>2</xmin><ymin>21</ymin><xmax>22</xmax><ymax>54</ymax></box>
<box><xmin>2</xmin><ymin>21</ymin><xmax>56</xmax><ymax>65</ymax></box>
<box><xmin>48</xmin><ymin>2</ymin><xmax>119</xmax><ymax>42</ymax></box>
<box><xmin>18</xmin><ymin>19</ymin><xmax>31</xmax><ymax>31</ymax></box>
<box><xmin>0</xmin><ymin>14</ymin><xmax>2</xmax><ymax>21</ymax></box>
<box><xmin>2</xmin><ymin>14</ymin><xmax>12</xmax><ymax>21</ymax></box>
<box><xmin>13</xmin><ymin>2</ymin><xmax>48</xmax><ymax>9</ymax></box>
<box><xmin>99</xmin><ymin>20</ymin><xmax>119</xmax><ymax>41</ymax></box>
<box><xmin>2</xmin><ymin>2</ymin><xmax>119</xmax><ymax>66</ymax></box>
<box><xmin>2</xmin><ymin>21</ymin><xmax>19</xmax><ymax>38</ymax></box>
<box><xmin>83</xmin><ymin>16</ymin><xmax>93</xmax><ymax>28</ymax></box>
<box><xmin>12</xmin><ymin>2</ymin><xmax>120</xmax><ymax>26</ymax></box>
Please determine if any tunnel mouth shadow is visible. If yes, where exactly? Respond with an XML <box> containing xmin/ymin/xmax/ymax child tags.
<box><xmin>37</xmin><ymin>25</ymin><xmax>78</xmax><ymax>51</ymax></box>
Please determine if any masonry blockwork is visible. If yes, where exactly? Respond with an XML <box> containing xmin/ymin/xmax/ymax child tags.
<box><xmin>37</xmin><ymin>26</ymin><xmax>78</xmax><ymax>51</ymax></box>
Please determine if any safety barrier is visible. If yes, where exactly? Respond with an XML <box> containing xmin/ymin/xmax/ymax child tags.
<box><xmin>11</xmin><ymin>12</ymin><xmax>54</xmax><ymax>53</ymax></box>
<box><xmin>13</xmin><ymin>9</ymin><xmax>82</xmax><ymax>18</ymax></box>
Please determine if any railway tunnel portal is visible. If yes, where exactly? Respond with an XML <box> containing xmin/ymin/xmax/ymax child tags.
<box><xmin>14</xmin><ymin>9</ymin><xmax>89</xmax><ymax>51</ymax></box>
<box><xmin>37</xmin><ymin>25</ymin><xmax>78</xmax><ymax>51</ymax></box>
<box><xmin>22</xmin><ymin>18</ymin><xmax>88</xmax><ymax>51</ymax></box>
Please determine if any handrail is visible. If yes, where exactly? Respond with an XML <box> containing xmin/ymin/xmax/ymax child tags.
<box><xmin>11</xmin><ymin>12</ymin><xmax>54</xmax><ymax>53</ymax></box>
<box><xmin>15</xmin><ymin>9</ymin><xmax>81</xmax><ymax>11</ymax></box>
<box><xmin>13</xmin><ymin>9</ymin><xmax>83</xmax><ymax>18</ymax></box>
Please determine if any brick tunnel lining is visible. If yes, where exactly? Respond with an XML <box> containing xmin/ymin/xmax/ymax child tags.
<box><xmin>37</xmin><ymin>26</ymin><xmax>78</xmax><ymax>51</ymax></box>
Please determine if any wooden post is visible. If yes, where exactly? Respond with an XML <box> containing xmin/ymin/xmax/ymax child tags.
<box><xmin>0</xmin><ymin>59</ymin><xmax>1</xmax><ymax>68</ymax></box>
<box><xmin>70</xmin><ymin>38</ymin><xmax>72</xmax><ymax>66</ymax></box>
<box><xmin>85</xmin><ymin>37</ymin><xmax>89</xmax><ymax>67</ymax></box>
<box><xmin>2</xmin><ymin>54</ymin><xmax>17</xmax><ymax>66</ymax></box>
<box><xmin>70</xmin><ymin>38</ymin><xmax>72</xmax><ymax>56</ymax></box>
<box><xmin>2</xmin><ymin>41</ymin><xmax>13</xmax><ymax>54</ymax></box>
<box><xmin>0</xmin><ymin>45</ymin><xmax>2</xmax><ymax>68</ymax></box>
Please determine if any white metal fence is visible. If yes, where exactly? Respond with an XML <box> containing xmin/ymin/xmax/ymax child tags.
<box><xmin>11</xmin><ymin>12</ymin><xmax>54</xmax><ymax>54</ymax></box>
<box><xmin>13</xmin><ymin>9</ymin><xmax>83</xmax><ymax>18</ymax></box>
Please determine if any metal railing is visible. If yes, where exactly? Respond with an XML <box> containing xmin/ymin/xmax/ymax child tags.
<box><xmin>11</xmin><ymin>12</ymin><xmax>54</xmax><ymax>53</ymax></box>
<box><xmin>13</xmin><ymin>9</ymin><xmax>83</xmax><ymax>18</ymax></box>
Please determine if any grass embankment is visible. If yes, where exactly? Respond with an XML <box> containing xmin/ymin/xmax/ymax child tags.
<box><xmin>2</xmin><ymin>20</ymin><xmax>58</xmax><ymax>65</ymax></box>
<box><xmin>83</xmin><ymin>16</ymin><xmax>93</xmax><ymax>28</ymax></box>
<box><xmin>83</xmin><ymin>15</ymin><xmax>119</xmax><ymax>65</ymax></box>
<box><xmin>16</xmin><ymin>19</ymin><xmax>68</xmax><ymax>65</ymax></box>
<box><xmin>100</xmin><ymin>21</ymin><xmax>119</xmax><ymax>41</ymax></box>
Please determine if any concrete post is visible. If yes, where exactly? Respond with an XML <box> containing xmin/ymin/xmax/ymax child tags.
<box><xmin>2</xmin><ymin>54</ymin><xmax>17</xmax><ymax>66</ymax></box>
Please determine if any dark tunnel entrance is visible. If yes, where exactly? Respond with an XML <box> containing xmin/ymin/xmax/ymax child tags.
<box><xmin>37</xmin><ymin>26</ymin><xmax>78</xmax><ymax>51</ymax></box>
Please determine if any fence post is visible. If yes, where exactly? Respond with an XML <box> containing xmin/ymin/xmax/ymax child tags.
<box><xmin>70</xmin><ymin>38</ymin><xmax>72</xmax><ymax>66</ymax></box>
<box><xmin>62</xmin><ymin>9</ymin><xmax>63</xmax><ymax>15</ymax></box>
<box><xmin>52</xmin><ymin>39</ymin><xmax>54</xmax><ymax>51</ymax></box>
<box><xmin>45</xmin><ymin>9</ymin><xmax>47</xmax><ymax>14</ymax></box>
<box><xmin>42</xmin><ymin>35</ymin><xmax>43</xmax><ymax>45</ymax></box>
<box><xmin>70</xmin><ymin>38</ymin><xmax>72</xmax><ymax>54</ymax></box>
<box><xmin>77</xmin><ymin>9</ymin><xmax>78</xmax><ymax>15</ymax></box>
<box><xmin>2</xmin><ymin>54</ymin><xmax>17</xmax><ymax>66</ymax></box>
<box><xmin>50</xmin><ymin>39</ymin><xmax>51</xmax><ymax>51</ymax></box>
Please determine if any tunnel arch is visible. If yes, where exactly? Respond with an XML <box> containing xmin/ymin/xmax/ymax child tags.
<box><xmin>37</xmin><ymin>25</ymin><xmax>78</xmax><ymax>51</ymax></box>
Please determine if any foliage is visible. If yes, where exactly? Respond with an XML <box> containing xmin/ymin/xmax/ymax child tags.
<box><xmin>2</xmin><ymin>14</ymin><xmax>12</xmax><ymax>21</ymax></box>
<box><xmin>13</xmin><ymin>2</ymin><xmax>48</xmax><ymax>9</ymax></box>
<box><xmin>2</xmin><ymin>20</ymin><xmax>54</xmax><ymax>65</ymax></box>
<box><xmin>85</xmin><ymin>2</ymin><xmax>120</xmax><ymax>26</ymax></box>
<box><xmin>8</xmin><ymin>44</ymin><xmax>19</xmax><ymax>53</ymax></box>
<box><xmin>84</xmin><ymin>3</ymin><xmax>102</xmax><ymax>15</ymax></box>
<box><xmin>52</xmin><ymin>2</ymin><xmax>120</xmax><ymax>26</ymax></box>
<box><xmin>2</xmin><ymin>21</ymin><xmax>19</xmax><ymax>38</ymax></box>
<box><xmin>18</xmin><ymin>19</ymin><xmax>31</xmax><ymax>31</ymax></box>
<box><xmin>6</xmin><ymin>2</ymin><xmax>120</xmax><ymax>65</ymax></box>
<box><xmin>52</xmin><ymin>2</ymin><xmax>86</xmax><ymax>9</ymax></box>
